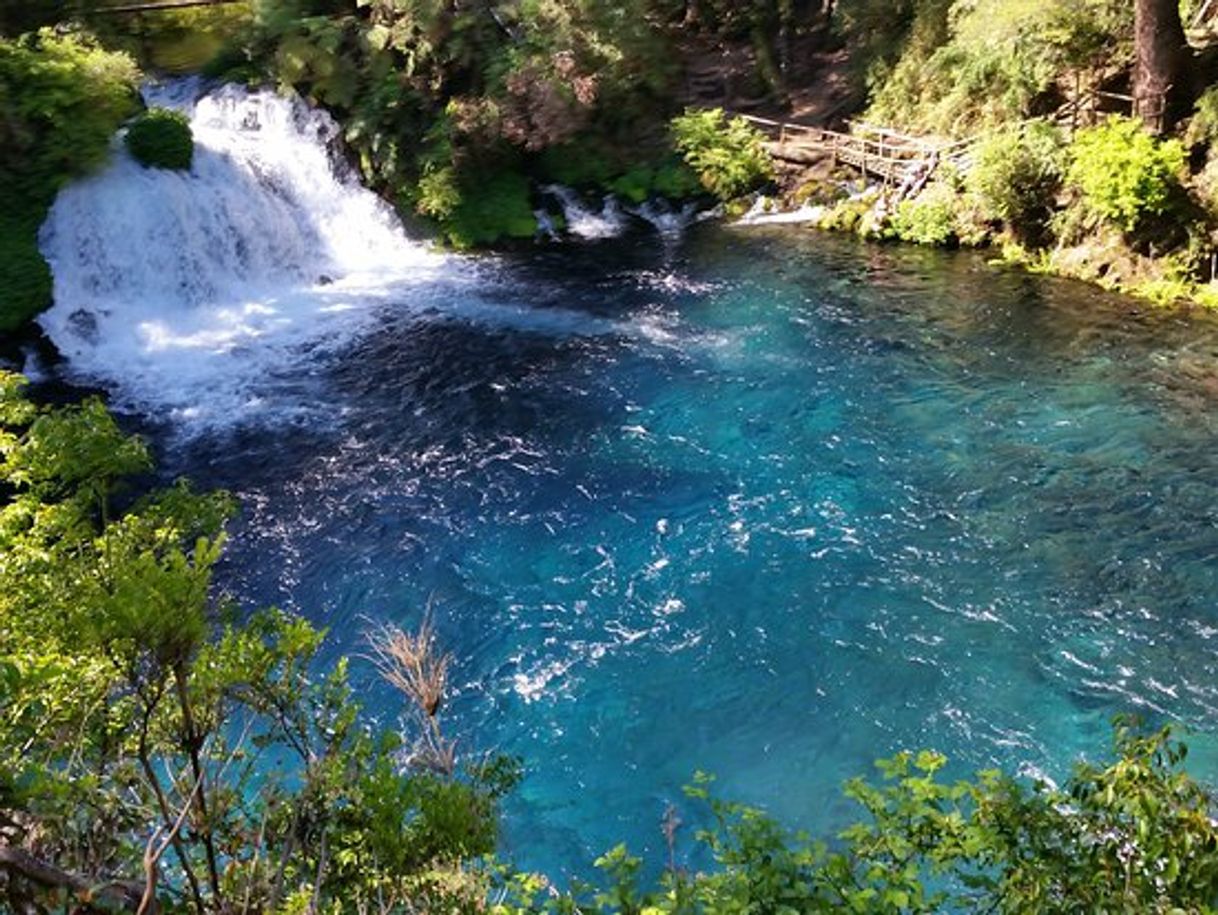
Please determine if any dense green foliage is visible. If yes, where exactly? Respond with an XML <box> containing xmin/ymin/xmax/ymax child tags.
<box><xmin>213</xmin><ymin>0</ymin><xmax>684</xmax><ymax>245</ymax></box>
<box><xmin>421</xmin><ymin>168</ymin><xmax>539</xmax><ymax>249</ymax></box>
<box><xmin>889</xmin><ymin>180</ymin><xmax>960</xmax><ymax>246</ymax></box>
<box><xmin>803</xmin><ymin>0</ymin><xmax>1218</xmax><ymax>309</ymax></box>
<box><xmin>0</xmin><ymin>372</ymin><xmax>517</xmax><ymax>912</ymax></box>
<box><xmin>491</xmin><ymin>720</ymin><xmax>1218</xmax><ymax>915</ymax></box>
<box><xmin>126</xmin><ymin>107</ymin><xmax>194</xmax><ymax>171</ymax></box>
<box><xmin>967</xmin><ymin>122</ymin><xmax>1066</xmax><ymax>242</ymax></box>
<box><xmin>856</xmin><ymin>0</ymin><xmax>1132</xmax><ymax>134</ymax></box>
<box><xmin>1067</xmin><ymin>116</ymin><xmax>1186</xmax><ymax>234</ymax></box>
<box><xmin>671</xmin><ymin>108</ymin><xmax>773</xmax><ymax>201</ymax></box>
<box><xmin>0</xmin><ymin>29</ymin><xmax>138</xmax><ymax>331</ymax></box>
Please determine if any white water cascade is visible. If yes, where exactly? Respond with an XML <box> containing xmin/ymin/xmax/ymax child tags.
<box><xmin>734</xmin><ymin>196</ymin><xmax>824</xmax><ymax>226</ymax></box>
<box><xmin>540</xmin><ymin>185</ymin><xmax>630</xmax><ymax>240</ymax></box>
<box><xmin>38</xmin><ymin>82</ymin><xmax>447</xmax><ymax>428</ymax></box>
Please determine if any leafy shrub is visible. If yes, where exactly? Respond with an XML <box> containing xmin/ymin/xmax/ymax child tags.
<box><xmin>513</xmin><ymin>720</ymin><xmax>1218</xmax><ymax>914</ymax></box>
<box><xmin>1067</xmin><ymin>116</ymin><xmax>1185</xmax><ymax>233</ymax></box>
<box><xmin>126</xmin><ymin>107</ymin><xmax>194</xmax><ymax>170</ymax></box>
<box><xmin>968</xmin><ymin>121</ymin><xmax>1066</xmax><ymax>242</ymax></box>
<box><xmin>671</xmin><ymin>108</ymin><xmax>773</xmax><ymax>201</ymax></box>
<box><xmin>889</xmin><ymin>181</ymin><xmax>959</xmax><ymax>245</ymax></box>
<box><xmin>1187</xmin><ymin>84</ymin><xmax>1218</xmax><ymax>148</ymax></box>
<box><xmin>416</xmin><ymin>164</ymin><xmax>462</xmax><ymax>221</ymax></box>
<box><xmin>0</xmin><ymin>372</ymin><xmax>516</xmax><ymax>913</ymax></box>
<box><xmin>440</xmin><ymin>170</ymin><xmax>537</xmax><ymax>249</ymax></box>
<box><xmin>0</xmin><ymin>30</ymin><xmax>139</xmax><ymax>201</ymax></box>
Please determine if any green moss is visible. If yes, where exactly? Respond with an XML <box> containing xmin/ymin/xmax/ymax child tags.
<box><xmin>126</xmin><ymin>109</ymin><xmax>194</xmax><ymax>171</ymax></box>
<box><xmin>608</xmin><ymin>166</ymin><xmax>655</xmax><ymax>203</ymax></box>
<box><xmin>649</xmin><ymin>158</ymin><xmax>702</xmax><ymax>199</ymax></box>
<box><xmin>537</xmin><ymin>141</ymin><xmax>616</xmax><ymax>189</ymax></box>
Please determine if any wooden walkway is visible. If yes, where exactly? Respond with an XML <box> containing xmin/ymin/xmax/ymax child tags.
<box><xmin>735</xmin><ymin>114</ymin><xmax>977</xmax><ymax>190</ymax></box>
<box><xmin>89</xmin><ymin>0</ymin><xmax>247</xmax><ymax>14</ymax></box>
<box><xmin>729</xmin><ymin>89</ymin><xmax>1139</xmax><ymax>193</ymax></box>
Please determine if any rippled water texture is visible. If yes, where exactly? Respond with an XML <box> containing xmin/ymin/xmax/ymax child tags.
<box><xmin>115</xmin><ymin>227</ymin><xmax>1214</xmax><ymax>878</ymax></box>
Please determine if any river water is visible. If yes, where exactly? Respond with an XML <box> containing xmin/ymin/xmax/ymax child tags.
<box><xmin>32</xmin><ymin>83</ymin><xmax>1218</xmax><ymax>879</ymax></box>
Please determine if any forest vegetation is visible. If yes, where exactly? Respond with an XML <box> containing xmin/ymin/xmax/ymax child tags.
<box><xmin>7</xmin><ymin>1</ymin><xmax>1218</xmax><ymax>311</ymax></box>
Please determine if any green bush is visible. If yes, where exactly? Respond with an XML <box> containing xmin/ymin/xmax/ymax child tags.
<box><xmin>1067</xmin><ymin>116</ymin><xmax>1185</xmax><ymax>233</ymax></box>
<box><xmin>440</xmin><ymin>170</ymin><xmax>537</xmax><ymax>249</ymax></box>
<box><xmin>968</xmin><ymin>121</ymin><xmax>1066</xmax><ymax>241</ymax></box>
<box><xmin>0</xmin><ymin>29</ymin><xmax>139</xmax><ymax>202</ymax></box>
<box><xmin>889</xmin><ymin>181</ymin><xmax>959</xmax><ymax>245</ymax></box>
<box><xmin>671</xmin><ymin>108</ymin><xmax>773</xmax><ymax>201</ymax></box>
<box><xmin>126</xmin><ymin>107</ymin><xmax>194</xmax><ymax>170</ymax></box>
<box><xmin>1187</xmin><ymin>84</ymin><xmax>1218</xmax><ymax>148</ymax></box>
<box><xmin>509</xmin><ymin>719</ymin><xmax>1218</xmax><ymax>915</ymax></box>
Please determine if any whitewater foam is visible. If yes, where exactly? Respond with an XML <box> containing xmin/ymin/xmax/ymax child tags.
<box><xmin>38</xmin><ymin>83</ymin><xmax>446</xmax><ymax>429</ymax></box>
<box><xmin>540</xmin><ymin>185</ymin><xmax>630</xmax><ymax>240</ymax></box>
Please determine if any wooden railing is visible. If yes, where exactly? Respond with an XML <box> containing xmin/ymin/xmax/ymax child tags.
<box><xmin>735</xmin><ymin>113</ymin><xmax>977</xmax><ymax>187</ymax></box>
<box><xmin>88</xmin><ymin>0</ymin><xmax>247</xmax><ymax>14</ymax></box>
<box><xmin>725</xmin><ymin>85</ymin><xmax>1169</xmax><ymax>190</ymax></box>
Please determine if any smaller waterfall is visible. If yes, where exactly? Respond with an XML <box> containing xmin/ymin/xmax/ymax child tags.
<box><xmin>629</xmin><ymin>199</ymin><xmax>706</xmax><ymax>238</ymax></box>
<box><xmin>541</xmin><ymin>185</ymin><xmax>713</xmax><ymax>243</ymax></box>
<box><xmin>540</xmin><ymin>185</ymin><xmax>630</xmax><ymax>240</ymax></box>
<box><xmin>734</xmin><ymin>197</ymin><xmax>824</xmax><ymax>226</ymax></box>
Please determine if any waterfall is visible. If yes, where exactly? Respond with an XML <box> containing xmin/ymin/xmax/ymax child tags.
<box><xmin>628</xmin><ymin>198</ymin><xmax>708</xmax><ymax>238</ymax></box>
<box><xmin>38</xmin><ymin>82</ymin><xmax>447</xmax><ymax>429</ymax></box>
<box><xmin>540</xmin><ymin>185</ymin><xmax>630</xmax><ymax>240</ymax></box>
<box><xmin>540</xmin><ymin>185</ymin><xmax>715</xmax><ymax>244</ymax></box>
<box><xmin>734</xmin><ymin>197</ymin><xmax>824</xmax><ymax>226</ymax></box>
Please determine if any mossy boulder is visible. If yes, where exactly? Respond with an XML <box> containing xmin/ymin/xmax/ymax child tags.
<box><xmin>0</xmin><ymin>217</ymin><xmax>53</xmax><ymax>333</ymax></box>
<box><xmin>126</xmin><ymin>108</ymin><xmax>193</xmax><ymax>170</ymax></box>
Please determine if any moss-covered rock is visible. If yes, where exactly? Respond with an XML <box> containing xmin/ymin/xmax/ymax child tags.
<box><xmin>0</xmin><ymin>213</ymin><xmax>54</xmax><ymax>333</ymax></box>
<box><xmin>126</xmin><ymin>108</ymin><xmax>194</xmax><ymax>171</ymax></box>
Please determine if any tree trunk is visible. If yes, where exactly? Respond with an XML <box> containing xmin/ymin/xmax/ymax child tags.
<box><xmin>1134</xmin><ymin>0</ymin><xmax>1190</xmax><ymax>133</ymax></box>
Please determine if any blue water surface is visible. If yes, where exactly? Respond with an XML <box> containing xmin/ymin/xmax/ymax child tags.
<box><xmin>160</xmin><ymin>225</ymin><xmax>1218</xmax><ymax>879</ymax></box>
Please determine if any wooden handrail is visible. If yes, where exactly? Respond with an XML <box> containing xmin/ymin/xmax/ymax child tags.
<box><xmin>89</xmin><ymin>0</ymin><xmax>247</xmax><ymax>14</ymax></box>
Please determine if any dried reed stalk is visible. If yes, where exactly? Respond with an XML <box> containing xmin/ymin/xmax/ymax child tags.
<box><xmin>365</xmin><ymin>614</ymin><xmax>452</xmax><ymax>719</ymax></box>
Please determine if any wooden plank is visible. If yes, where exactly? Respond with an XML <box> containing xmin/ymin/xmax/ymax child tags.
<box><xmin>89</xmin><ymin>0</ymin><xmax>246</xmax><ymax>14</ymax></box>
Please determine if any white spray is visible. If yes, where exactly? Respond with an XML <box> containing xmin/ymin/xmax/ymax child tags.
<box><xmin>38</xmin><ymin>83</ymin><xmax>446</xmax><ymax>428</ymax></box>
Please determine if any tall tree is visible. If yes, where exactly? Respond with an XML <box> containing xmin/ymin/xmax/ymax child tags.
<box><xmin>1134</xmin><ymin>0</ymin><xmax>1190</xmax><ymax>133</ymax></box>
